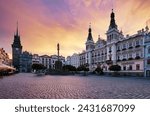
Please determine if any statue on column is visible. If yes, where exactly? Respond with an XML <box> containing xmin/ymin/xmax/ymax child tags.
<box><xmin>55</xmin><ymin>43</ymin><xmax>62</xmax><ymax>70</ymax></box>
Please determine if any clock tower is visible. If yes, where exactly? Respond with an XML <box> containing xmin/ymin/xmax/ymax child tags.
<box><xmin>12</xmin><ymin>23</ymin><xmax>22</xmax><ymax>71</ymax></box>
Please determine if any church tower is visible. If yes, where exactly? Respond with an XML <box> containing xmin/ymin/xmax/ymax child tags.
<box><xmin>12</xmin><ymin>23</ymin><xmax>22</xmax><ymax>71</ymax></box>
<box><xmin>106</xmin><ymin>9</ymin><xmax>119</xmax><ymax>64</ymax></box>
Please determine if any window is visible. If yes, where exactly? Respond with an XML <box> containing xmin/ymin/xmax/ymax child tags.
<box><xmin>136</xmin><ymin>40</ymin><xmax>139</xmax><ymax>45</ymax></box>
<box><xmin>135</xmin><ymin>40</ymin><xmax>140</xmax><ymax>47</ymax></box>
<box><xmin>109</xmin><ymin>47</ymin><xmax>111</xmax><ymax>52</ymax></box>
<box><xmin>136</xmin><ymin>64</ymin><xmax>140</xmax><ymax>70</ymax></box>
<box><xmin>148</xmin><ymin>47</ymin><xmax>150</xmax><ymax>54</ymax></box>
<box><xmin>140</xmin><ymin>39</ymin><xmax>143</xmax><ymax>45</ymax></box>
<box><xmin>129</xmin><ymin>53</ymin><xmax>132</xmax><ymax>58</ymax></box>
<box><xmin>109</xmin><ymin>56</ymin><xmax>112</xmax><ymax>61</ymax></box>
<box><xmin>123</xmin><ymin>54</ymin><xmax>126</xmax><ymax>59</ymax></box>
<box><xmin>122</xmin><ymin>43</ymin><xmax>126</xmax><ymax>50</ymax></box>
<box><xmin>123</xmin><ymin>66</ymin><xmax>126</xmax><ymax>70</ymax></box>
<box><xmin>110</xmin><ymin>35</ymin><xmax>113</xmax><ymax>40</ymax></box>
<box><xmin>136</xmin><ymin>52</ymin><xmax>140</xmax><ymax>57</ymax></box>
<box><xmin>117</xmin><ymin>46</ymin><xmax>120</xmax><ymax>51</ymax></box>
<box><xmin>129</xmin><ymin>42</ymin><xmax>132</xmax><ymax>47</ymax></box>
<box><xmin>128</xmin><ymin>42</ymin><xmax>133</xmax><ymax>49</ymax></box>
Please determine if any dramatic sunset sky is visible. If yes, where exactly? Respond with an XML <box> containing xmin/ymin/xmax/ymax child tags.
<box><xmin>0</xmin><ymin>0</ymin><xmax>150</xmax><ymax>58</ymax></box>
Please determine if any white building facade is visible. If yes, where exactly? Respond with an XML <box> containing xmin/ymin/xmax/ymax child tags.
<box><xmin>76</xmin><ymin>9</ymin><xmax>150</xmax><ymax>77</ymax></box>
<box><xmin>65</xmin><ymin>53</ymin><xmax>80</xmax><ymax>68</ymax></box>
<box><xmin>32</xmin><ymin>54</ymin><xmax>65</xmax><ymax>70</ymax></box>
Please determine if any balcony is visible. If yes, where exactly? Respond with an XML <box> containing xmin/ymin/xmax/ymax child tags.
<box><xmin>117</xmin><ymin>49</ymin><xmax>120</xmax><ymax>52</ymax></box>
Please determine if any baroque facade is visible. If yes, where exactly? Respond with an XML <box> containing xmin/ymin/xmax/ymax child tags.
<box><xmin>67</xmin><ymin>9</ymin><xmax>150</xmax><ymax>77</ymax></box>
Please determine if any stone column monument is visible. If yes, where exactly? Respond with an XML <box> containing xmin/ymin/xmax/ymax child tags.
<box><xmin>55</xmin><ymin>43</ymin><xmax>62</xmax><ymax>70</ymax></box>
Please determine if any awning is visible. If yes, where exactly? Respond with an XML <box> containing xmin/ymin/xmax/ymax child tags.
<box><xmin>0</xmin><ymin>63</ymin><xmax>16</xmax><ymax>71</ymax></box>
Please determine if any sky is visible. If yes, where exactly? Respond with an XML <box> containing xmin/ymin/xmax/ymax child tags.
<box><xmin>0</xmin><ymin>0</ymin><xmax>150</xmax><ymax>59</ymax></box>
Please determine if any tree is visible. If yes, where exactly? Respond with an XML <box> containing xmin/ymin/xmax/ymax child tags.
<box><xmin>109</xmin><ymin>65</ymin><xmax>121</xmax><ymax>71</ymax></box>
<box><xmin>109</xmin><ymin>65</ymin><xmax>121</xmax><ymax>76</ymax></box>
<box><xmin>95</xmin><ymin>67</ymin><xmax>104</xmax><ymax>75</ymax></box>
<box><xmin>32</xmin><ymin>63</ymin><xmax>46</xmax><ymax>72</ymax></box>
<box><xmin>63</xmin><ymin>65</ymin><xmax>76</xmax><ymax>72</ymax></box>
<box><xmin>77</xmin><ymin>65</ymin><xmax>89</xmax><ymax>76</ymax></box>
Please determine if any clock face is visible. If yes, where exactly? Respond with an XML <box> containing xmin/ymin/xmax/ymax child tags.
<box><xmin>15</xmin><ymin>48</ymin><xmax>19</xmax><ymax>51</ymax></box>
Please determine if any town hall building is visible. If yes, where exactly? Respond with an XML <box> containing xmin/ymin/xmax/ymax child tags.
<box><xmin>67</xmin><ymin>9</ymin><xmax>150</xmax><ymax>77</ymax></box>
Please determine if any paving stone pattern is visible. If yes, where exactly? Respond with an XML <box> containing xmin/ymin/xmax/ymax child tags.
<box><xmin>0</xmin><ymin>73</ymin><xmax>150</xmax><ymax>99</ymax></box>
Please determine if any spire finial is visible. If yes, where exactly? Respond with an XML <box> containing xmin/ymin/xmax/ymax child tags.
<box><xmin>98</xmin><ymin>35</ymin><xmax>101</xmax><ymax>41</ymax></box>
<box><xmin>87</xmin><ymin>23</ymin><xmax>93</xmax><ymax>41</ymax></box>
<box><xmin>88</xmin><ymin>22</ymin><xmax>92</xmax><ymax>33</ymax></box>
<box><xmin>16</xmin><ymin>21</ymin><xmax>19</xmax><ymax>36</ymax></box>
<box><xmin>89</xmin><ymin>22</ymin><xmax>91</xmax><ymax>28</ymax></box>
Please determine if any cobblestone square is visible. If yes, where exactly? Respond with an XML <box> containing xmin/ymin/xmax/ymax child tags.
<box><xmin>0</xmin><ymin>73</ymin><xmax>150</xmax><ymax>99</ymax></box>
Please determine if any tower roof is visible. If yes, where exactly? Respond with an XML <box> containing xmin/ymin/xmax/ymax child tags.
<box><xmin>87</xmin><ymin>23</ymin><xmax>93</xmax><ymax>41</ymax></box>
<box><xmin>12</xmin><ymin>22</ymin><xmax>22</xmax><ymax>48</ymax></box>
<box><xmin>15</xmin><ymin>22</ymin><xmax>19</xmax><ymax>36</ymax></box>
<box><xmin>109</xmin><ymin>9</ymin><xmax>118</xmax><ymax>30</ymax></box>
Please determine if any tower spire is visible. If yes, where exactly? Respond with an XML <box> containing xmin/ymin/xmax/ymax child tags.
<box><xmin>16</xmin><ymin>21</ymin><xmax>19</xmax><ymax>36</ymax></box>
<box><xmin>89</xmin><ymin>23</ymin><xmax>91</xmax><ymax>33</ymax></box>
<box><xmin>109</xmin><ymin>9</ymin><xmax>118</xmax><ymax>30</ymax></box>
<box><xmin>87</xmin><ymin>23</ymin><xmax>93</xmax><ymax>41</ymax></box>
